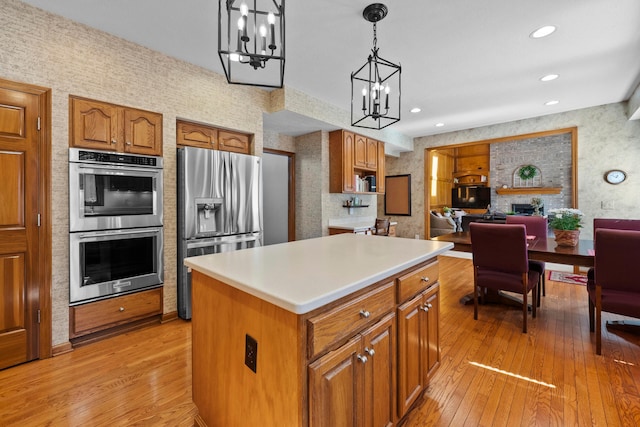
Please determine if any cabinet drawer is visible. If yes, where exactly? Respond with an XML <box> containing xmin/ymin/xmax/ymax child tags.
<box><xmin>307</xmin><ymin>282</ymin><xmax>394</xmax><ymax>358</ymax></box>
<box><xmin>70</xmin><ymin>288</ymin><xmax>162</xmax><ymax>338</ymax></box>
<box><xmin>397</xmin><ymin>261</ymin><xmax>439</xmax><ymax>303</ymax></box>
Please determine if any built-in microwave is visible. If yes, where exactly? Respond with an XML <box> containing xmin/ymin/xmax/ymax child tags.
<box><xmin>69</xmin><ymin>227</ymin><xmax>163</xmax><ymax>305</ymax></box>
<box><xmin>69</xmin><ymin>148</ymin><xmax>163</xmax><ymax>232</ymax></box>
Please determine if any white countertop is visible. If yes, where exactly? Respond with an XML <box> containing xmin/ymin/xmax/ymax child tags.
<box><xmin>327</xmin><ymin>217</ymin><xmax>397</xmax><ymax>231</ymax></box>
<box><xmin>184</xmin><ymin>234</ymin><xmax>453</xmax><ymax>314</ymax></box>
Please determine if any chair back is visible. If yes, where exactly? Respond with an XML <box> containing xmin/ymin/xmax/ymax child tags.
<box><xmin>373</xmin><ymin>218</ymin><xmax>390</xmax><ymax>236</ymax></box>
<box><xmin>593</xmin><ymin>218</ymin><xmax>640</xmax><ymax>242</ymax></box>
<box><xmin>506</xmin><ymin>215</ymin><xmax>548</xmax><ymax>239</ymax></box>
<box><xmin>470</xmin><ymin>223</ymin><xmax>529</xmax><ymax>273</ymax></box>
<box><xmin>594</xmin><ymin>228</ymin><xmax>640</xmax><ymax>293</ymax></box>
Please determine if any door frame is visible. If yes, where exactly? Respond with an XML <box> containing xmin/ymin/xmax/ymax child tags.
<box><xmin>263</xmin><ymin>148</ymin><xmax>295</xmax><ymax>241</ymax></box>
<box><xmin>0</xmin><ymin>77</ymin><xmax>52</xmax><ymax>360</ymax></box>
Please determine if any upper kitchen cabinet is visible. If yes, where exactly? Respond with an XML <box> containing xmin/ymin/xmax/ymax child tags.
<box><xmin>70</xmin><ymin>96</ymin><xmax>163</xmax><ymax>156</ymax></box>
<box><xmin>176</xmin><ymin>120</ymin><xmax>251</xmax><ymax>154</ymax></box>
<box><xmin>329</xmin><ymin>129</ymin><xmax>385</xmax><ymax>194</ymax></box>
<box><xmin>177</xmin><ymin>120</ymin><xmax>218</xmax><ymax>149</ymax></box>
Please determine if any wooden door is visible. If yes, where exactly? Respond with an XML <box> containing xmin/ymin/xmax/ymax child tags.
<box><xmin>424</xmin><ymin>287</ymin><xmax>440</xmax><ymax>378</ymax></box>
<box><xmin>366</xmin><ymin>138</ymin><xmax>378</xmax><ymax>169</ymax></box>
<box><xmin>0</xmin><ymin>86</ymin><xmax>42</xmax><ymax>369</ymax></box>
<box><xmin>354</xmin><ymin>134</ymin><xmax>367</xmax><ymax>168</ymax></box>
<box><xmin>70</xmin><ymin>97</ymin><xmax>119</xmax><ymax>151</ymax></box>
<box><xmin>361</xmin><ymin>313</ymin><xmax>396</xmax><ymax>427</ymax></box>
<box><xmin>123</xmin><ymin>108</ymin><xmax>162</xmax><ymax>156</ymax></box>
<box><xmin>308</xmin><ymin>336</ymin><xmax>363</xmax><ymax>427</ymax></box>
<box><xmin>396</xmin><ymin>293</ymin><xmax>425</xmax><ymax>417</ymax></box>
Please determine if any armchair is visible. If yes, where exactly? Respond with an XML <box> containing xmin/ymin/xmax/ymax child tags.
<box><xmin>587</xmin><ymin>219</ymin><xmax>640</xmax><ymax>281</ymax></box>
<box><xmin>587</xmin><ymin>228</ymin><xmax>640</xmax><ymax>354</ymax></box>
<box><xmin>470</xmin><ymin>223</ymin><xmax>540</xmax><ymax>333</ymax></box>
<box><xmin>430</xmin><ymin>211</ymin><xmax>456</xmax><ymax>237</ymax></box>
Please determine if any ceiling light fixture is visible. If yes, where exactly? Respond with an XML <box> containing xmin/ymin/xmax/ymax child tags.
<box><xmin>540</xmin><ymin>74</ymin><xmax>559</xmax><ymax>82</ymax></box>
<box><xmin>351</xmin><ymin>3</ymin><xmax>401</xmax><ymax>130</ymax></box>
<box><xmin>218</xmin><ymin>0</ymin><xmax>285</xmax><ymax>88</ymax></box>
<box><xmin>411</xmin><ymin>107</ymin><xmax>421</xmax><ymax>113</ymax></box>
<box><xmin>530</xmin><ymin>25</ymin><xmax>556</xmax><ymax>39</ymax></box>
<box><xmin>545</xmin><ymin>100</ymin><xmax>559</xmax><ymax>106</ymax></box>
<box><xmin>435</xmin><ymin>123</ymin><xmax>445</xmax><ymax>127</ymax></box>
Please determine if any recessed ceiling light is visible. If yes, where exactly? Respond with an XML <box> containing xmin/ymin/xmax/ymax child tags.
<box><xmin>435</xmin><ymin>123</ymin><xmax>445</xmax><ymax>127</ymax></box>
<box><xmin>530</xmin><ymin>25</ymin><xmax>556</xmax><ymax>39</ymax></box>
<box><xmin>545</xmin><ymin>100</ymin><xmax>559</xmax><ymax>106</ymax></box>
<box><xmin>410</xmin><ymin>107</ymin><xmax>421</xmax><ymax>113</ymax></box>
<box><xmin>540</xmin><ymin>74</ymin><xmax>559</xmax><ymax>82</ymax></box>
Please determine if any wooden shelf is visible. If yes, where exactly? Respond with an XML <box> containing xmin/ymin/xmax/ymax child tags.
<box><xmin>496</xmin><ymin>187</ymin><xmax>562</xmax><ymax>195</ymax></box>
<box><xmin>342</xmin><ymin>204</ymin><xmax>369</xmax><ymax>208</ymax></box>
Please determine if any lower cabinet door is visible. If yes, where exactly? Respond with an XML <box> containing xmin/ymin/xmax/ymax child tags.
<box><xmin>362</xmin><ymin>313</ymin><xmax>396</xmax><ymax>427</ymax></box>
<box><xmin>424</xmin><ymin>286</ymin><xmax>440</xmax><ymax>377</ymax></box>
<box><xmin>308</xmin><ymin>336</ymin><xmax>363</xmax><ymax>427</ymax></box>
<box><xmin>397</xmin><ymin>293</ymin><xmax>426</xmax><ymax>418</ymax></box>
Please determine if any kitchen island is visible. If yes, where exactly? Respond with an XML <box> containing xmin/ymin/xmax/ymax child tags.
<box><xmin>185</xmin><ymin>233</ymin><xmax>453</xmax><ymax>427</ymax></box>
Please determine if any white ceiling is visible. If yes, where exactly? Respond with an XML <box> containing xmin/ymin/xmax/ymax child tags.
<box><xmin>20</xmin><ymin>0</ymin><xmax>640</xmax><ymax>146</ymax></box>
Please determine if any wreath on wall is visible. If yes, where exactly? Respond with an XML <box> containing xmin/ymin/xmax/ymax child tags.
<box><xmin>518</xmin><ymin>165</ymin><xmax>538</xmax><ymax>181</ymax></box>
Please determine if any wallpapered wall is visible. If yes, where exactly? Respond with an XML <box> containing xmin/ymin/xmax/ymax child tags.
<box><xmin>383</xmin><ymin>102</ymin><xmax>640</xmax><ymax>240</ymax></box>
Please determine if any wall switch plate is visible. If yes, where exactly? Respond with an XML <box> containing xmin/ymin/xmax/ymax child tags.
<box><xmin>245</xmin><ymin>334</ymin><xmax>258</xmax><ymax>373</ymax></box>
<box><xmin>601</xmin><ymin>200</ymin><xmax>615</xmax><ymax>210</ymax></box>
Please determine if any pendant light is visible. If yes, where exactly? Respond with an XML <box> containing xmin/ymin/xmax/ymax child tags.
<box><xmin>351</xmin><ymin>3</ymin><xmax>401</xmax><ymax>130</ymax></box>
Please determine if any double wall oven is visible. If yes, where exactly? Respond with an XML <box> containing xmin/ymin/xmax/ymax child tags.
<box><xmin>69</xmin><ymin>148</ymin><xmax>164</xmax><ymax>305</ymax></box>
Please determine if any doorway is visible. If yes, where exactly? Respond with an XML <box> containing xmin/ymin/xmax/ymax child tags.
<box><xmin>0</xmin><ymin>78</ymin><xmax>51</xmax><ymax>369</ymax></box>
<box><xmin>262</xmin><ymin>149</ymin><xmax>295</xmax><ymax>245</ymax></box>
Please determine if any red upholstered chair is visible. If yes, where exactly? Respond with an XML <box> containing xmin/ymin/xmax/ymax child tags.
<box><xmin>587</xmin><ymin>219</ymin><xmax>640</xmax><ymax>281</ymax></box>
<box><xmin>470</xmin><ymin>223</ymin><xmax>540</xmax><ymax>333</ymax></box>
<box><xmin>587</xmin><ymin>229</ymin><xmax>640</xmax><ymax>354</ymax></box>
<box><xmin>506</xmin><ymin>215</ymin><xmax>548</xmax><ymax>303</ymax></box>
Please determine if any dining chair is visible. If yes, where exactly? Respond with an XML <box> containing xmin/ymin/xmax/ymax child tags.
<box><xmin>470</xmin><ymin>222</ymin><xmax>540</xmax><ymax>333</ymax></box>
<box><xmin>372</xmin><ymin>218</ymin><xmax>391</xmax><ymax>236</ymax></box>
<box><xmin>506</xmin><ymin>215</ymin><xmax>548</xmax><ymax>304</ymax></box>
<box><xmin>587</xmin><ymin>218</ymin><xmax>640</xmax><ymax>281</ymax></box>
<box><xmin>587</xmin><ymin>228</ymin><xmax>640</xmax><ymax>355</ymax></box>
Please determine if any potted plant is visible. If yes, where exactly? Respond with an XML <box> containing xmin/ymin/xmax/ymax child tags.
<box><xmin>443</xmin><ymin>206</ymin><xmax>452</xmax><ymax>217</ymax></box>
<box><xmin>548</xmin><ymin>208</ymin><xmax>584</xmax><ymax>246</ymax></box>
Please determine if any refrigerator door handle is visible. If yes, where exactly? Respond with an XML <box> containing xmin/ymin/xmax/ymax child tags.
<box><xmin>186</xmin><ymin>234</ymin><xmax>260</xmax><ymax>249</ymax></box>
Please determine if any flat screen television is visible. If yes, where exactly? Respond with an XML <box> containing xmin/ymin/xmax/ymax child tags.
<box><xmin>451</xmin><ymin>186</ymin><xmax>491</xmax><ymax>209</ymax></box>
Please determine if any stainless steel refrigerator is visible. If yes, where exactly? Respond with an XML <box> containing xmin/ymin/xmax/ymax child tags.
<box><xmin>177</xmin><ymin>146</ymin><xmax>263</xmax><ymax>319</ymax></box>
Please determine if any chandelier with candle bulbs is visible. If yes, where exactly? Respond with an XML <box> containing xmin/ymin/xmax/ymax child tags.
<box><xmin>351</xmin><ymin>3</ymin><xmax>401</xmax><ymax>130</ymax></box>
<box><xmin>218</xmin><ymin>0</ymin><xmax>285</xmax><ymax>88</ymax></box>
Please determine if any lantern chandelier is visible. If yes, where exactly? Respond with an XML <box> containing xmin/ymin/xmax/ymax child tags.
<box><xmin>218</xmin><ymin>0</ymin><xmax>285</xmax><ymax>88</ymax></box>
<box><xmin>351</xmin><ymin>3</ymin><xmax>401</xmax><ymax>130</ymax></box>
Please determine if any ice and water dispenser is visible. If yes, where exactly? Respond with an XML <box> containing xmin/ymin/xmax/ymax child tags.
<box><xmin>195</xmin><ymin>198</ymin><xmax>224</xmax><ymax>236</ymax></box>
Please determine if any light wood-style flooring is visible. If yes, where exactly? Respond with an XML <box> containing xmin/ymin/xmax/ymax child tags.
<box><xmin>1</xmin><ymin>256</ymin><xmax>639</xmax><ymax>426</ymax></box>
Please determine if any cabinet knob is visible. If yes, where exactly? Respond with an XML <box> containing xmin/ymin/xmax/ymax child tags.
<box><xmin>359</xmin><ymin>309</ymin><xmax>371</xmax><ymax>318</ymax></box>
<box><xmin>357</xmin><ymin>354</ymin><xmax>368</xmax><ymax>364</ymax></box>
<box><xmin>421</xmin><ymin>276</ymin><xmax>430</xmax><ymax>283</ymax></box>
<box><xmin>427</xmin><ymin>303</ymin><xmax>433</xmax><ymax>309</ymax></box>
<box><xmin>119</xmin><ymin>307</ymin><xmax>125</xmax><ymax>312</ymax></box>
<box><xmin>126</xmin><ymin>141</ymin><xmax>131</xmax><ymax>145</ymax></box>
<box><xmin>111</xmin><ymin>139</ymin><xmax>117</xmax><ymax>144</ymax></box>
<box><xmin>364</xmin><ymin>347</ymin><xmax>375</xmax><ymax>357</ymax></box>
<box><xmin>421</xmin><ymin>305</ymin><xmax>429</xmax><ymax>312</ymax></box>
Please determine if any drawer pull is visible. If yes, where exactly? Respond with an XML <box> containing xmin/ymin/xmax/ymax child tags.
<box><xmin>119</xmin><ymin>307</ymin><xmax>125</xmax><ymax>312</ymax></box>
<box><xmin>421</xmin><ymin>276</ymin><xmax>430</xmax><ymax>283</ymax></box>
<box><xmin>359</xmin><ymin>309</ymin><xmax>371</xmax><ymax>318</ymax></box>
<box><xmin>357</xmin><ymin>354</ymin><xmax>368</xmax><ymax>364</ymax></box>
<box><xmin>364</xmin><ymin>347</ymin><xmax>375</xmax><ymax>357</ymax></box>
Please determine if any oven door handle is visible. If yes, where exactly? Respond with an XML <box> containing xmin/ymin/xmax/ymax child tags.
<box><xmin>77</xmin><ymin>163</ymin><xmax>159</xmax><ymax>175</ymax></box>
<box><xmin>78</xmin><ymin>228</ymin><xmax>162</xmax><ymax>239</ymax></box>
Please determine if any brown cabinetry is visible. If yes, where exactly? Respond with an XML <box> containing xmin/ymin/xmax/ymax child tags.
<box><xmin>309</xmin><ymin>313</ymin><xmax>396</xmax><ymax>427</ymax></box>
<box><xmin>177</xmin><ymin>120</ymin><xmax>251</xmax><ymax>154</ymax></box>
<box><xmin>397</xmin><ymin>282</ymin><xmax>440</xmax><ymax>418</ymax></box>
<box><xmin>70</xmin><ymin>96</ymin><xmax>163</xmax><ymax>156</ymax></box>
<box><xmin>329</xmin><ymin>130</ymin><xmax>385</xmax><ymax>194</ymax></box>
<box><xmin>69</xmin><ymin>288</ymin><xmax>162</xmax><ymax>339</ymax></box>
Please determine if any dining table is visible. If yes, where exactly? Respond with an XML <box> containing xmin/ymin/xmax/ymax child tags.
<box><xmin>431</xmin><ymin>231</ymin><xmax>594</xmax><ymax>306</ymax></box>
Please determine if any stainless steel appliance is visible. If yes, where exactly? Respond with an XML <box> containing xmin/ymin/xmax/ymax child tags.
<box><xmin>177</xmin><ymin>146</ymin><xmax>263</xmax><ymax>319</ymax></box>
<box><xmin>69</xmin><ymin>227</ymin><xmax>164</xmax><ymax>305</ymax></box>
<box><xmin>69</xmin><ymin>148</ymin><xmax>163</xmax><ymax>232</ymax></box>
<box><xmin>69</xmin><ymin>148</ymin><xmax>164</xmax><ymax>305</ymax></box>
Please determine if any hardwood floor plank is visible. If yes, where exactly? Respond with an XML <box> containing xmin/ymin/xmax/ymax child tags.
<box><xmin>1</xmin><ymin>255</ymin><xmax>640</xmax><ymax>426</ymax></box>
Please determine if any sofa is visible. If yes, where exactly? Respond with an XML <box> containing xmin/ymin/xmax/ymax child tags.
<box><xmin>430</xmin><ymin>211</ymin><xmax>457</xmax><ymax>237</ymax></box>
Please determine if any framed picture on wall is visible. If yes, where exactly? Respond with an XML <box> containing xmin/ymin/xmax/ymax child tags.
<box><xmin>385</xmin><ymin>174</ymin><xmax>411</xmax><ymax>216</ymax></box>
